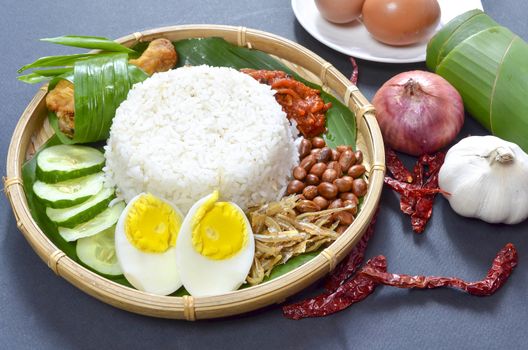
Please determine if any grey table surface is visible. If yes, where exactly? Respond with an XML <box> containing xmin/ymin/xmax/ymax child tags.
<box><xmin>1</xmin><ymin>0</ymin><xmax>527</xmax><ymax>349</ymax></box>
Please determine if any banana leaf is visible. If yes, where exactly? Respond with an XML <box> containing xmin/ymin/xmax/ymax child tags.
<box><xmin>426</xmin><ymin>10</ymin><xmax>497</xmax><ymax>70</ymax></box>
<box><xmin>49</xmin><ymin>54</ymin><xmax>148</xmax><ymax>144</ymax></box>
<box><xmin>427</xmin><ymin>11</ymin><xmax>528</xmax><ymax>152</ymax></box>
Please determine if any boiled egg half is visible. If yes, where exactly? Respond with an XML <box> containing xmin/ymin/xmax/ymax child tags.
<box><xmin>176</xmin><ymin>191</ymin><xmax>255</xmax><ymax>297</ymax></box>
<box><xmin>115</xmin><ymin>193</ymin><xmax>183</xmax><ymax>295</ymax></box>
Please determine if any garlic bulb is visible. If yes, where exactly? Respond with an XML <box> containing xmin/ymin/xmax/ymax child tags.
<box><xmin>439</xmin><ymin>135</ymin><xmax>528</xmax><ymax>224</ymax></box>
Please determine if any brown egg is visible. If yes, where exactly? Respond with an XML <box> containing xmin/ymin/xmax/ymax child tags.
<box><xmin>315</xmin><ymin>0</ymin><xmax>365</xmax><ymax>24</ymax></box>
<box><xmin>362</xmin><ymin>0</ymin><xmax>441</xmax><ymax>46</ymax></box>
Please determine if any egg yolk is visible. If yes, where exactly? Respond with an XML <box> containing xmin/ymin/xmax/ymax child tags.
<box><xmin>125</xmin><ymin>193</ymin><xmax>181</xmax><ymax>253</ymax></box>
<box><xmin>191</xmin><ymin>191</ymin><xmax>247</xmax><ymax>260</ymax></box>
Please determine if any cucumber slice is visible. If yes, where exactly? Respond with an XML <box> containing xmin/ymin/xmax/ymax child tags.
<box><xmin>36</xmin><ymin>144</ymin><xmax>105</xmax><ymax>183</ymax></box>
<box><xmin>33</xmin><ymin>172</ymin><xmax>104</xmax><ymax>208</ymax></box>
<box><xmin>59</xmin><ymin>201</ymin><xmax>125</xmax><ymax>242</ymax></box>
<box><xmin>76</xmin><ymin>225</ymin><xmax>123</xmax><ymax>276</ymax></box>
<box><xmin>46</xmin><ymin>187</ymin><xmax>115</xmax><ymax>228</ymax></box>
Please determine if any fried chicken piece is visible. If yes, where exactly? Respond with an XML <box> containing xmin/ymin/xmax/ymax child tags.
<box><xmin>45</xmin><ymin>38</ymin><xmax>177</xmax><ymax>137</ymax></box>
<box><xmin>129</xmin><ymin>38</ymin><xmax>178</xmax><ymax>75</ymax></box>
<box><xmin>45</xmin><ymin>79</ymin><xmax>75</xmax><ymax>137</ymax></box>
<box><xmin>241</xmin><ymin>69</ymin><xmax>331</xmax><ymax>138</ymax></box>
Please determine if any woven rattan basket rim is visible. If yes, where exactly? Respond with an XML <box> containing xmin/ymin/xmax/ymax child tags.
<box><xmin>5</xmin><ymin>24</ymin><xmax>385</xmax><ymax>320</ymax></box>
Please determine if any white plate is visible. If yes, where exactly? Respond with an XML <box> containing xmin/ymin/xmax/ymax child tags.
<box><xmin>291</xmin><ymin>0</ymin><xmax>484</xmax><ymax>63</ymax></box>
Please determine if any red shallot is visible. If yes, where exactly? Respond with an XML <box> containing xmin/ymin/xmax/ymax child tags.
<box><xmin>372</xmin><ymin>70</ymin><xmax>464</xmax><ymax>156</ymax></box>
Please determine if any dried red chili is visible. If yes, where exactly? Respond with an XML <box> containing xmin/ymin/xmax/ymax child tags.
<box><xmin>409</xmin><ymin>152</ymin><xmax>445</xmax><ymax>232</ymax></box>
<box><xmin>349</xmin><ymin>57</ymin><xmax>359</xmax><ymax>86</ymax></box>
<box><xmin>324</xmin><ymin>208</ymin><xmax>379</xmax><ymax>292</ymax></box>
<box><xmin>384</xmin><ymin>177</ymin><xmax>444</xmax><ymax>197</ymax></box>
<box><xmin>241</xmin><ymin>69</ymin><xmax>331</xmax><ymax>138</ymax></box>
<box><xmin>384</xmin><ymin>149</ymin><xmax>446</xmax><ymax>233</ymax></box>
<box><xmin>386</xmin><ymin>148</ymin><xmax>413</xmax><ymax>183</ymax></box>
<box><xmin>360</xmin><ymin>243</ymin><xmax>518</xmax><ymax>296</ymax></box>
<box><xmin>283</xmin><ymin>243</ymin><xmax>518</xmax><ymax>320</ymax></box>
<box><xmin>282</xmin><ymin>255</ymin><xmax>387</xmax><ymax>320</ymax></box>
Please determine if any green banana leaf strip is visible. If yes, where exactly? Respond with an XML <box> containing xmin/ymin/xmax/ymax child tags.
<box><xmin>74</xmin><ymin>54</ymin><xmax>103</xmax><ymax>143</ymax></box>
<box><xmin>426</xmin><ymin>9</ymin><xmax>484</xmax><ymax>70</ymax></box>
<box><xmin>49</xmin><ymin>53</ymin><xmax>148</xmax><ymax>143</ymax></box>
<box><xmin>170</xmin><ymin>37</ymin><xmax>356</xmax><ymax>148</ymax></box>
<box><xmin>21</xmin><ymin>135</ymin><xmax>130</xmax><ymax>286</ymax></box>
<box><xmin>18</xmin><ymin>53</ymin><xmax>94</xmax><ymax>73</ymax></box>
<box><xmin>430</xmin><ymin>10</ymin><xmax>528</xmax><ymax>152</ymax></box>
<box><xmin>41</xmin><ymin>35</ymin><xmax>135</xmax><ymax>54</ymax></box>
<box><xmin>490</xmin><ymin>36</ymin><xmax>528</xmax><ymax>151</ymax></box>
<box><xmin>18</xmin><ymin>68</ymin><xmax>73</xmax><ymax>84</ymax></box>
<box><xmin>18</xmin><ymin>73</ymin><xmax>54</xmax><ymax>85</ymax></box>
<box><xmin>430</xmin><ymin>13</ymin><xmax>499</xmax><ymax>71</ymax></box>
<box><xmin>48</xmin><ymin>112</ymin><xmax>75</xmax><ymax>145</ymax></box>
<box><xmin>436</xmin><ymin>26</ymin><xmax>515</xmax><ymax>132</ymax></box>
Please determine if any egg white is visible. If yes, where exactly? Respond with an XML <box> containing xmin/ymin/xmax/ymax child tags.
<box><xmin>176</xmin><ymin>193</ymin><xmax>255</xmax><ymax>297</ymax></box>
<box><xmin>115</xmin><ymin>193</ymin><xmax>183</xmax><ymax>296</ymax></box>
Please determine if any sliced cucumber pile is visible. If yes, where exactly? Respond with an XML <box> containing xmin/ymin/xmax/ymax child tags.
<box><xmin>46</xmin><ymin>187</ymin><xmax>115</xmax><ymax>228</ymax></box>
<box><xmin>32</xmin><ymin>144</ymin><xmax>125</xmax><ymax>276</ymax></box>
<box><xmin>76</xmin><ymin>225</ymin><xmax>123</xmax><ymax>276</ymax></box>
<box><xmin>33</xmin><ymin>172</ymin><xmax>104</xmax><ymax>208</ymax></box>
<box><xmin>36</xmin><ymin>144</ymin><xmax>105</xmax><ymax>183</ymax></box>
<box><xmin>59</xmin><ymin>201</ymin><xmax>125</xmax><ymax>242</ymax></box>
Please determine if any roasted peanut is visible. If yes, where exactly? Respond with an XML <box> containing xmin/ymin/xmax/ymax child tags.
<box><xmin>339</xmin><ymin>192</ymin><xmax>359</xmax><ymax>204</ymax></box>
<box><xmin>348</xmin><ymin>164</ymin><xmax>366</xmax><ymax>178</ymax></box>
<box><xmin>354</xmin><ymin>150</ymin><xmax>363</xmax><ymax>164</ymax></box>
<box><xmin>327</xmin><ymin>161</ymin><xmax>342</xmax><ymax>176</ymax></box>
<box><xmin>336</xmin><ymin>224</ymin><xmax>349</xmax><ymax>234</ymax></box>
<box><xmin>331</xmin><ymin>149</ymin><xmax>340</xmax><ymax>161</ymax></box>
<box><xmin>317</xmin><ymin>147</ymin><xmax>332</xmax><ymax>162</ymax></box>
<box><xmin>311</xmin><ymin>136</ymin><xmax>326</xmax><ymax>148</ymax></box>
<box><xmin>313</xmin><ymin>196</ymin><xmax>329</xmax><ymax>210</ymax></box>
<box><xmin>328</xmin><ymin>198</ymin><xmax>343</xmax><ymax>209</ymax></box>
<box><xmin>303</xmin><ymin>185</ymin><xmax>318</xmax><ymax>200</ymax></box>
<box><xmin>300</xmin><ymin>154</ymin><xmax>316</xmax><ymax>171</ymax></box>
<box><xmin>309</xmin><ymin>162</ymin><xmax>327</xmax><ymax>177</ymax></box>
<box><xmin>310</xmin><ymin>148</ymin><xmax>321</xmax><ymax>157</ymax></box>
<box><xmin>317</xmin><ymin>182</ymin><xmax>338</xmax><ymax>199</ymax></box>
<box><xmin>338</xmin><ymin>149</ymin><xmax>356</xmax><ymax>172</ymax></box>
<box><xmin>321</xmin><ymin>168</ymin><xmax>338</xmax><ymax>183</ymax></box>
<box><xmin>299</xmin><ymin>139</ymin><xmax>312</xmax><ymax>158</ymax></box>
<box><xmin>297</xmin><ymin>200</ymin><xmax>320</xmax><ymax>213</ymax></box>
<box><xmin>305</xmin><ymin>174</ymin><xmax>320</xmax><ymax>186</ymax></box>
<box><xmin>342</xmin><ymin>200</ymin><xmax>358</xmax><ymax>215</ymax></box>
<box><xmin>293</xmin><ymin>166</ymin><xmax>307</xmax><ymax>180</ymax></box>
<box><xmin>334</xmin><ymin>177</ymin><xmax>353</xmax><ymax>193</ymax></box>
<box><xmin>334</xmin><ymin>211</ymin><xmax>354</xmax><ymax>226</ymax></box>
<box><xmin>352</xmin><ymin>178</ymin><xmax>368</xmax><ymax>197</ymax></box>
<box><xmin>287</xmin><ymin>180</ymin><xmax>305</xmax><ymax>194</ymax></box>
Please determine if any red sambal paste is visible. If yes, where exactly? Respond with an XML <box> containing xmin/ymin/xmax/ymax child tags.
<box><xmin>241</xmin><ymin>69</ymin><xmax>331</xmax><ymax>138</ymax></box>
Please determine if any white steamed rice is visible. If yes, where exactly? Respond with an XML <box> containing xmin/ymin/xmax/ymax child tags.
<box><xmin>104</xmin><ymin>65</ymin><xmax>299</xmax><ymax>213</ymax></box>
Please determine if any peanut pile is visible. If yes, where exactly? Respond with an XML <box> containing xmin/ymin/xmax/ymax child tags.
<box><xmin>287</xmin><ymin>137</ymin><xmax>368</xmax><ymax>233</ymax></box>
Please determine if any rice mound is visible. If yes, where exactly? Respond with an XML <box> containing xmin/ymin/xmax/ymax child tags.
<box><xmin>104</xmin><ymin>65</ymin><xmax>298</xmax><ymax>213</ymax></box>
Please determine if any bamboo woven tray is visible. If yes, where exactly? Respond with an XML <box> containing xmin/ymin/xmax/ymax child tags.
<box><xmin>4</xmin><ymin>25</ymin><xmax>385</xmax><ymax>320</ymax></box>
